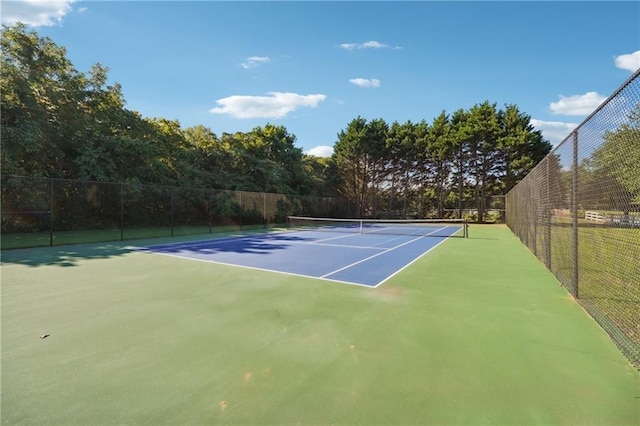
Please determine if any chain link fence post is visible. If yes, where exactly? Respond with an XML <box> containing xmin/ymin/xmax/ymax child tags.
<box><xmin>572</xmin><ymin>131</ymin><xmax>579</xmax><ymax>298</ymax></box>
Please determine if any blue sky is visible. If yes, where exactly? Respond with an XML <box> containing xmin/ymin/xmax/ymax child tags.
<box><xmin>2</xmin><ymin>1</ymin><xmax>639</xmax><ymax>157</ymax></box>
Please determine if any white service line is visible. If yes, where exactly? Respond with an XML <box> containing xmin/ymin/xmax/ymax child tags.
<box><xmin>366</xmin><ymin>233</ymin><xmax>408</xmax><ymax>247</ymax></box>
<box><xmin>321</xmin><ymin>226</ymin><xmax>449</xmax><ymax>278</ymax></box>
<box><xmin>311</xmin><ymin>233</ymin><xmax>361</xmax><ymax>244</ymax></box>
<box><xmin>311</xmin><ymin>242</ymin><xmax>388</xmax><ymax>250</ymax></box>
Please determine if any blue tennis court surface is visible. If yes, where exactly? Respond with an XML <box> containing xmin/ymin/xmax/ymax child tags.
<box><xmin>138</xmin><ymin>226</ymin><xmax>462</xmax><ymax>287</ymax></box>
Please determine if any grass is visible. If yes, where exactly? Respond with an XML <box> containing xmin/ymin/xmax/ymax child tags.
<box><xmin>1</xmin><ymin>225</ymin><xmax>639</xmax><ymax>425</ymax></box>
<box><xmin>529</xmin><ymin>219</ymin><xmax>640</xmax><ymax>357</ymax></box>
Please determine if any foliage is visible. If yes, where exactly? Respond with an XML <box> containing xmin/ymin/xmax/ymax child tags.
<box><xmin>332</xmin><ymin>107</ymin><xmax>551</xmax><ymax>221</ymax></box>
<box><xmin>1</xmin><ymin>23</ymin><xmax>552</xmax><ymax>223</ymax></box>
<box><xmin>591</xmin><ymin>104</ymin><xmax>640</xmax><ymax>206</ymax></box>
<box><xmin>1</xmin><ymin>24</ymin><xmax>320</xmax><ymax>196</ymax></box>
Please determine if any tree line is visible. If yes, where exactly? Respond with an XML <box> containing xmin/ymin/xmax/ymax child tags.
<box><xmin>0</xmin><ymin>24</ymin><xmax>334</xmax><ymax>197</ymax></box>
<box><xmin>333</xmin><ymin>105</ymin><xmax>552</xmax><ymax>220</ymax></box>
<box><xmin>1</xmin><ymin>23</ymin><xmax>554</xmax><ymax>222</ymax></box>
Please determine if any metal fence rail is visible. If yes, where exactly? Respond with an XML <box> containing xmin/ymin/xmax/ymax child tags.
<box><xmin>0</xmin><ymin>176</ymin><xmax>353</xmax><ymax>249</ymax></box>
<box><xmin>506</xmin><ymin>69</ymin><xmax>640</xmax><ymax>368</ymax></box>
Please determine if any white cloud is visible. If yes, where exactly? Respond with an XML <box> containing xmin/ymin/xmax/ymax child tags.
<box><xmin>338</xmin><ymin>40</ymin><xmax>401</xmax><ymax>50</ymax></box>
<box><xmin>306</xmin><ymin>146</ymin><xmax>334</xmax><ymax>158</ymax></box>
<box><xmin>614</xmin><ymin>50</ymin><xmax>640</xmax><ymax>72</ymax></box>
<box><xmin>349</xmin><ymin>78</ymin><xmax>380</xmax><ymax>88</ymax></box>
<box><xmin>210</xmin><ymin>92</ymin><xmax>327</xmax><ymax>119</ymax></box>
<box><xmin>78</xmin><ymin>7</ymin><xmax>87</xmax><ymax>13</ymax></box>
<box><xmin>361</xmin><ymin>41</ymin><xmax>386</xmax><ymax>49</ymax></box>
<box><xmin>530</xmin><ymin>119</ymin><xmax>578</xmax><ymax>146</ymax></box>
<box><xmin>549</xmin><ymin>92</ymin><xmax>607</xmax><ymax>116</ymax></box>
<box><xmin>1</xmin><ymin>0</ymin><xmax>76</xmax><ymax>27</ymax></box>
<box><xmin>241</xmin><ymin>56</ymin><xmax>271</xmax><ymax>69</ymax></box>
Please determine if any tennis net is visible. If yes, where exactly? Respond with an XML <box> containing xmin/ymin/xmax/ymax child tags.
<box><xmin>287</xmin><ymin>216</ymin><xmax>468</xmax><ymax>238</ymax></box>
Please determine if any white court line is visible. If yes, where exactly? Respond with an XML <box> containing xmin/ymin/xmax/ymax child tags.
<box><xmin>139</xmin><ymin>250</ymin><xmax>378</xmax><ymax>288</ymax></box>
<box><xmin>136</xmin><ymin>225</ymin><xmax>458</xmax><ymax>289</ymax></box>
<box><xmin>302</xmin><ymin>231</ymin><xmax>394</xmax><ymax>250</ymax></box>
<box><xmin>138</xmin><ymin>224</ymin><xmax>460</xmax><ymax>252</ymax></box>
<box><xmin>286</xmin><ymin>231</ymin><xmax>413</xmax><ymax>250</ymax></box>
<box><xmin>310</xmin><ymin>242</ymin><xmax>387</xmax><ymax>250</ymax></box>
<box><xmin>142</xmin><ymin>230</ymin><xmax>393</xmax><ymax>252</ymax></box>
<box><xmin>139</xmin><ymin>228</ymin><xmax>359</xmax><ymax>251</ymax></box>
<box><xmin>366</xmin><ymin>233</ymin><xmax>408</xmax><ymax>247</ymax></box>
<box><xmin>321</xmin><ymin>226</ymin><xmax>449</xmax><ymax>279</ymax></box>
<box><xmin>137</xmin><ymin>228</ymin><xmax>324</xmax><ymax>251</ymax></box>
<box><xmin>311</xmin><ymin>233</ymin><xmax>361</xmax><ymax>244</ymax></box>
<box><xmin>372</xmin><ymin>236</ymin><xmax>451</xmax><ymax>288</ymax></box>
<box><xmin>138</xmin><ymin>233</ymin><xmax>275</xmax><ymax>250</ymax></box>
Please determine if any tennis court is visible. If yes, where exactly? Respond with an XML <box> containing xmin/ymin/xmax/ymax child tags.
<box><xmin>138</xmin><ymin>218</ymin><xmax>466</xmax><ymax>287</ymax></box>
<box><xmin>1</xmin><ymin>224</ymin><xmax>638</xmax><ymax>425</ymax></box>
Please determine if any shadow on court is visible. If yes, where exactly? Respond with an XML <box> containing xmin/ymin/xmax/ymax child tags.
<box><xmin>0</xmin><ymin>232</ymin><xmax>317</xmax><ymax>267</ymax></box>
<box><xmin>0</xmin><ymin>244</ymin><xmax>134</xmax><ymax>267</ymax></box>
<box><xmin>143</xmin><ymin>233</ymin><xmax>316</xmax><ymax>257</ymax></box>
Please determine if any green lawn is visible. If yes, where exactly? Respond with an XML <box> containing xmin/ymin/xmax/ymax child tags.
<box><xmin>530</xmin><ymin>220</ymin><xmax>640</xmax><ymax>357</ymax></box>
<box><xmin>1</xmin><ymin>225</ymin><xmax>639</xmax><ymax>425</ymax></box>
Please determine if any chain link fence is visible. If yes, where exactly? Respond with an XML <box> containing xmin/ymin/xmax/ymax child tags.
<box><xmin>1</xmin><ymin>177</ymin><xmax>353</xmax><ymax>249</ymax></box>
<box><xmin>506</xmin><ymin>70</ymin><xmax>640</xmax><ymax>369</ymax></box>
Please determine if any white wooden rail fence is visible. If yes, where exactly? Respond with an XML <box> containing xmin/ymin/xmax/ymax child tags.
<box><xmin>585</xmin><ymin>210</ymin><xmax>640</xmax><ymax>226</ymax></box>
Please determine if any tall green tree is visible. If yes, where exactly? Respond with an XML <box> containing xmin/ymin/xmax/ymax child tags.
<box><xmin>425</xmin><ymin>112</ymin><xmax>452</xmax><ymax>218</ymax></box>
<box><xmin>182</xmin><ymin>125</ymin><xmax>233</xmax><ymax>188</ymax></box>
<box><xmin>333</xmin><ymin>117</ymin><xmax>388</xmax><ymax>217</ymax></box>
<box><xmin>449</xmin><ymin>108</ymin><xmax>472</xmax><ymax>218</ymax></box>
<box><xmin>233</xmin><ymin>124</ymin><xmax>308</xmax><ymax>194</ymax></box>
<box><xmin>386</xmin><ymin>120</ymin><xmax>421</xmax><ymax>218</ymax></box>
<box><xmin>75</xmin><ymin>63</ymin><xmax>129</xmax><ymax>182</ymax></box>
<box><xmin>498</xmin><ymin>104</ymin><xmax>551</xmax><ymax>194</ymax></box>
<box><xmin>467</xmin><ymin>101</ymin><xmax>501</xmax><ymax>221</ymax></box>
<box><xmin>0</xmin><ymin>23</ymin><xmax>173</xmax><ymax>185</ymax></box>
<box><xmin>1</xmin><ymin>23</ymin><xmax>86</xmax><ymax>177</ymax></box>
<box><xmin>591</xmin><ymin>103</ymin><xmax>640</xmax><ymax>206</ymax></box>
<box><xmin>302</xmin><ymin>155</ymin><xmax>338</xmax><ymax>197</ymax></box>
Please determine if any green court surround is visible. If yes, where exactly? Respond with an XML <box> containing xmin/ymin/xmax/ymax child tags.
<box><xmin>1</xmin><ymin>225</ymin><xmax>638</xmax><ymax>425</ymax></box>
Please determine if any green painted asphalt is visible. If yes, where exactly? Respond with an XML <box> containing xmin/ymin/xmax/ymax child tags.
<box><xmin>1</xmin><ymin>225</ymin><xmax>638</xmax><ymax>425</ymax></box>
